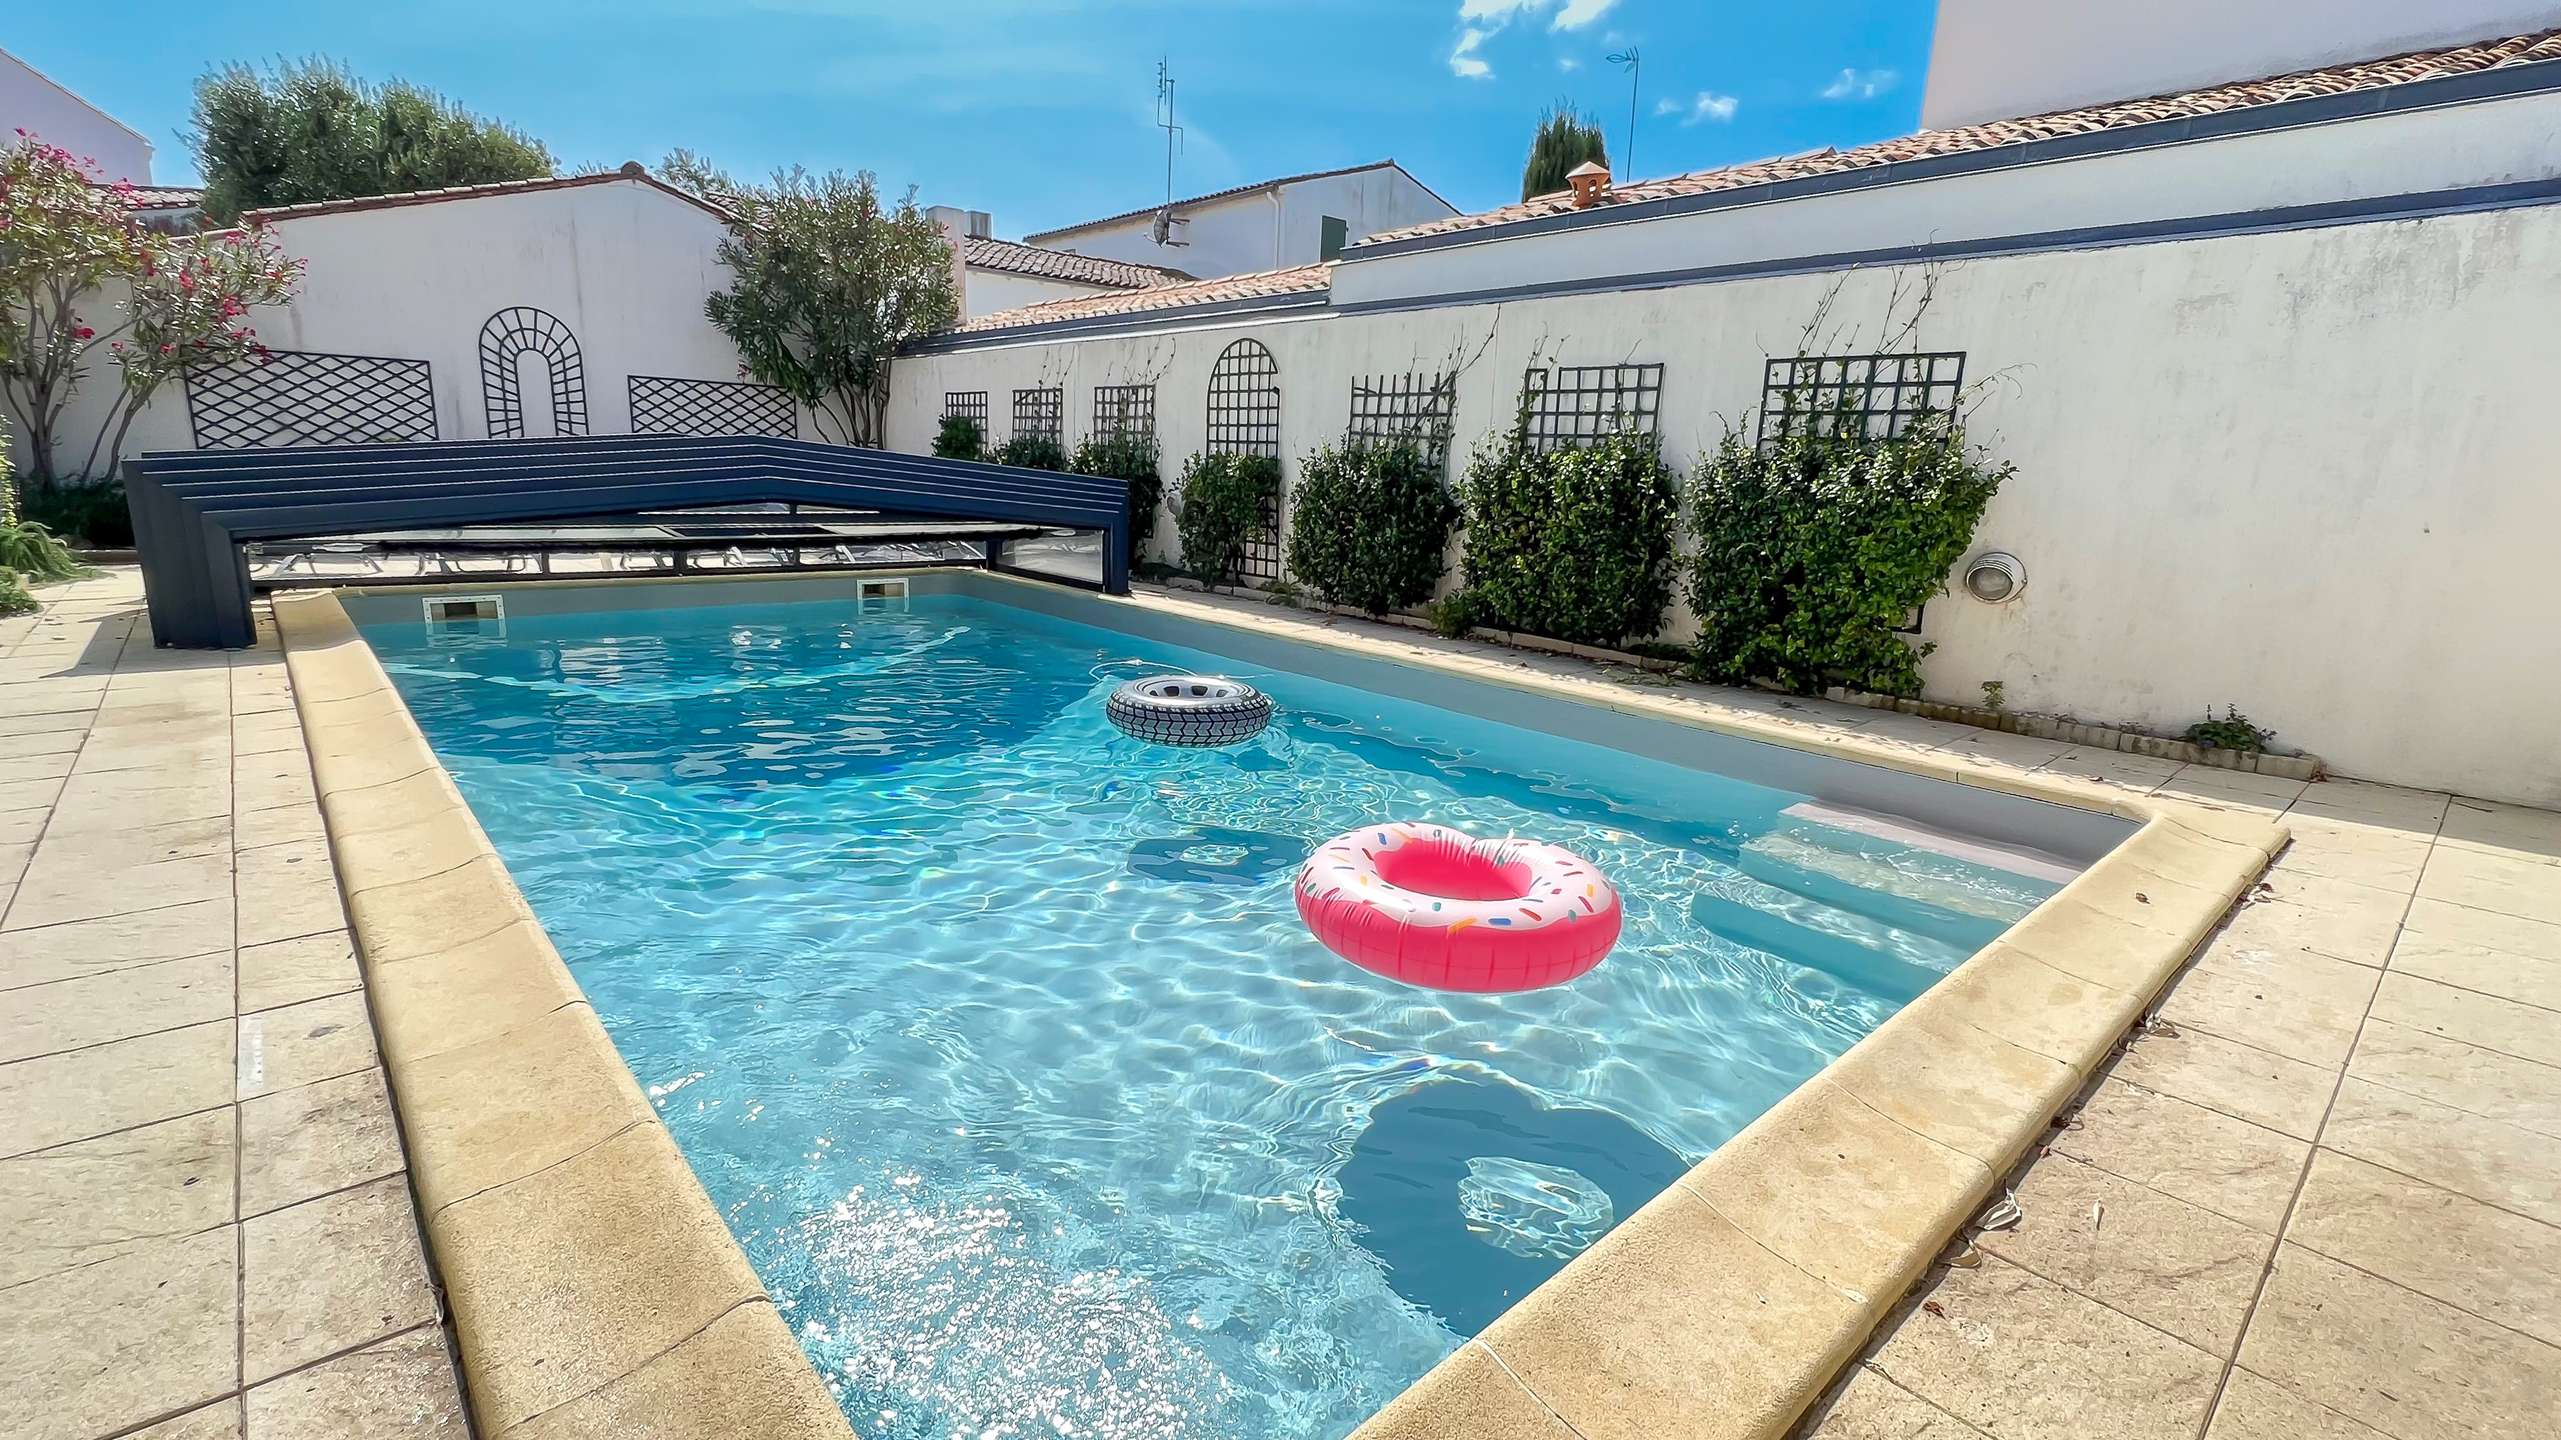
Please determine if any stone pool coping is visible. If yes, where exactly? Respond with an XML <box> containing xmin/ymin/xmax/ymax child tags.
<box><xmin>273</xmin><ymin>573</ymin><xmax>2284</xmax><ymax>1440</ymax></box>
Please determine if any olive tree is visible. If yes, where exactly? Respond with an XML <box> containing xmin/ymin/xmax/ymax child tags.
<box><xmin>700</xmin><ymin>166</ymin><xmax>956</xmax><ymax>450</ymax></box>
<box><xmin>191</xmin><ymin>59</ymin><xmax>554</xmax><ymax>224</ymax></box>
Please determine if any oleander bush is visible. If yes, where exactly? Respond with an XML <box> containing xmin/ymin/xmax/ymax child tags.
<box><xmin>1285</xmin><ymin>441</ymin><xmax>1455</xmax><ymax>615</ymax></box>
<box><xmin>1687</xmin><ymin>409</ymin><xmax>2006</xmax><ymax>697</ymax></box>
<box><xmin>931</xmin><ymin>414</ymin><xmax>985</xmax><ymax>460</ymax></box>
<box><xmin>992</xmin><ymin>434</ymin><xmax>1066</xmax><ymax>471</ymax></box>
<box><xmin>1456</xmin><ymin>427</ymin><xmax>1680</xmax><ymax>646</ymax></box>
<box><xmin>1174</xmin><ymin>451</ymin><xmax>1280</xmax><ymax>584</ymax></box>
<box><xmin>1070</xmin><ymin>431</ymin><xmax>1163</xmax><ymax>564</ymax></box>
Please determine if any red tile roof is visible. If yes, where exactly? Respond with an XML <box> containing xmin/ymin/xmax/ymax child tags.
<box><xmin>952</xmin><ymin>262</ymin><xmax>1332</xmax><ymax>333</ymax></box>
<box><xmin>241</xmin><ymin>164</ymin><xmax>733</xmax><ymax>226</ymax></box>
<box><xmin>1362</xmin><ymin>27</ymin><xmax>2561</xmax><ymax>249</ymax></box>
<box><xmin>1023</xmin><ymin>161</ymin><xmax>1447</xmax><ymax>242</ymax></box>
<box><xmin>961</xmin><ymin>236</ymin><xmax>1190</xmax><ymax>289</ymax></box>
<box><xmin>115</xmin><ymin>184</ymin><xmax>204</xmax><ymax>210</ymax></box>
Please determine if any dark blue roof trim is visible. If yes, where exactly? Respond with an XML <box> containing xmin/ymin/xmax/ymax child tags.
<box><xmin>1346</xmin><ymin>55</ymin><xmax>2561</xmax><ymax>263</ymax></box>
<box><xmin>125</xmin><ymin>433</ymin><xmax>1131</xmax><ymax>648</ymax></box>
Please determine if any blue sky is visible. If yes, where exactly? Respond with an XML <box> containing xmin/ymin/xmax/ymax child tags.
<box><xmin>14</xmin><ymin>1</ymin><xmax>1933</xmax><ymax>234</ymax></box>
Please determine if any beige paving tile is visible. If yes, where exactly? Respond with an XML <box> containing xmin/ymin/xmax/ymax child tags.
<box><xmin>238</xmin><ymin>930</ymin><xmax>360</xmax><ymax>1013</ymax></box>
<box><xmin>24</xmin><ymin>813</ymin><xmax>232</xmax><ymax>869</ymax></box>
<box><xmin>131</xmin><ymin>1402</ymin><xmax>246</xmax><ymax>1440</ymax></box>
<box><xmin>0</xmin><ymin>1224</ymin><xmax>238</xmax><ymax>1440</ymax></box>
<box><xmin>2418</xmin><ymin>845</ymin><xmax>2561</xmax><ymax>928</ymax></box>
<box><xmin>0</xmin><ymin>1020</ymin><xmax>233</xmax><ymax>1158</ymax></box>
<box><xmin>242</xmin><ymin>1326</ymin><xmax>466</xmax><ymax>1440</ymax></box>
<box><xmin>2289</xmin><ymin>1149</ymin><xmax>2561</xmax><ymax>1347</ymax></box>
<box><xmin>2053</xmin><ymin>1079</ymin><xmax>2309</xmax><ymax>1232</ymax></box>
<box><xmin>2270</xmin><ymin>816</ymin><xmax>2434</xmax><ymax>891</ymax></box>
<box><xmin>0</xmin><ymin>896</ymin><xmax>232</xmax><ymax>989</ymax></box>
<box><xmin>2291</xmin><ymin>779</ymin><xmax>2452</xmax><ymax>830</ymax></box>
<box><xmin>240</xmin><ymin>1068</ymin><xmax>404</xmax><ymax>1219</ymax></box>
<box><xmin>235</xmin><ymin>837</ymin><xmax>344</xmax><ymax>947</ymax></box>
<box><xmin>501</xmin><ymin>1304</ymin><xmax>861</xmax><ymax>1440</ymax></box>
<box><xmin>2388</xmin><ymin>925</ymin><xmax>2561</xmax><ymax>1012</ymax></box>
<box><xmin>0</xmin><ymin>804</ymin><xmax>51</xmax><ymax>844</ymax></box>
<box><xmin>1978</xmin><ymin>1152</ymin><xmax>2275</xmax><ymax>1353</ymax></box>
<box><xmin>2039</xmin><ymin>749</ymin><xmax>2186</xmax><ymax>790</ymax></box>
<box><xmin>2323</xmin><ymin>1076</ymin><xmax>2561</xmax><ymax>1225</ymax></box>
<box><xmin>238</xmin><ymin>992</ymin><xmax>378</xmax><ymax>1100</ymax></box>
<box><xmin>74</xmin><ymin>728</ymin><xmax>230</xmax><ymax>777</ymax></box>
<box><xmin>2438</xmin><ymin>797</ymin><xmax>2561</xmax><ymax>864</ymax></box>
<box><xmin>2238</xmin><ymin>1243</ymin><xmax>2556</xmax><ymax>1440</ymax></box>
<box><xmin>401</xmin><ymin>1003</ymin><xmax>654</xmax><ymax>1216</ymax></box>
<box><xmin>5</xmin><ymin>841</ymin><xmax>232</xmax><ymax>930</ymax></box>
<box><xmin>1937</xmin><ymin>729</ymin><xmax>2074</xmax><ymax>770</ymax></box>
<box><xmin>2368</xmin><ymin>971</ymin><xmax>2560</xmax><ymax>1067</ymax></box>
<box><xmin>2402</xmin><ymin>895</ymin><xmax>2561</xmax><ymax>962</ymax></box>
<box><xmin>234</xmin><ymin>801</ymin><xmax>328</xmax><ymax>853</ymax></box>
<box><xmin>2350</xmin><ymin>1018</ymin><xmax>2561</xmax><ymax>1139</ymax></box>
<box><xmin>0</xmin><ymin>1108</ymin><xmax>235</xmax><ymax>1288</ymax></box>
<box><xmin>0</xmin><ymin>950</ymin><xmax>235</xmax><ymax>1062</ymax></box>
<box><xmin>1869</xmin><ymin>1254</ymin><xmax>2221</xmax><ymax>1440</ymax></box>
<box><xmin>2106</xmin><ymin>1024</ymin><xmax>2338</xmax><ymax>1140</ymax></box>
<box><xmin>2207</xmin><ymin>1369</ymin><xmax>2396</xmax><ymax>1440</ymax></box>
<box><xmin>242</xmin><ymin>1175</ymin><xmax>439</xmax><ymax>1383</ymax></box>
<box><xmin>0</xmin><ymin>747</ymin><xmax>79</xmax><ymax>783</ymax></box>
<box><xmin>2244</xmin><ymin>873</ymin><xmax>2412</xmax><ymax>966</ymax></box>
<box><xmin>344</xmin><ymin>854</ymin><xmax>537</xmax><ymax>963</ymax></box>
<box><xmin>2155</xmin><ymin>937</ymin><xmax>2379</xmax><ymax>1069</ymax></box>
<box><xmin>0</xmin><ymin>774</ymin><xmax>65</xmax><ymax>813</ymax></box>
<box><xmin>236</xmin><ymin>752</ymin><xmax>319</xmax><ymax>814</ymax></box>
<box><xmin>1798</xmin><ymin>1366</ymin><xmax>1990</xmax><ymax>1438</ymax></box>
<box><xmin>46</xmin><ymin>774</ymin><xmax>229</xmax><ymax>834</ymax></box>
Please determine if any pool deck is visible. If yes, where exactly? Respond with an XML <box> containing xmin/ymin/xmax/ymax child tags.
<box><xmin>4</xmin><ymin>567</ymin><xmax>2555</xmax><ymax>1439</ymax></box>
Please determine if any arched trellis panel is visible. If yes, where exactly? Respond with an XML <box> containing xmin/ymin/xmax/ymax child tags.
<box><xmin>478</xmin><ymin>307</ymin><xmax>589</xmax><ymax>439</ymax></box>
<box><xmin>1205</xmin><ymin>338</ymin><xmax>1282</xmax><ymax>581</ymax></box>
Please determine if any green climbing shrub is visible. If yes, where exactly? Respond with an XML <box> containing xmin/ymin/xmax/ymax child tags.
<box><xmin>1174</xmin><ymin>451</ymin><xmax>1279</xmax><ymax>584</ymax></box>
<box><xmin>0</xmin><ymin>569</ymin><xmax>33</xmax><ymax>617</ymax></box>
<box><xmin>1456</xmin><ymin>428</ymin><xmax>1680</xmax><ymax>646</ymax></box>
<box><xmin>1687</xmin><ymin>410</ymin><xmax>2007</xmax><ymax>697</ymax></box>
<box><xmin>0</xmin><ymin>432</ymin><xmax>84</xmax><ymax>581</ymax></box>
<box><xmin>1070</xmin><ymin>431</ymin><xmax>1163</xmax><ymax>564</ymax></box>
<box><xmin>18</xmin><ymin>479</ymin><xmax>132</xmax><ymax>548</ymax></box>
<box><xmin>992</xmin><ymin>434</ymin><xmax>1066</xmax><ymax>471</ymax></box>
<box><xmin>1285</xmin><ymin>442</ymin><xmax>1455</xmax><ymax>615</ymax></box>
<box><xmin>931</xmin><ymin>414</ymin><xmax>985</xmax><ymax>460</ymax></box>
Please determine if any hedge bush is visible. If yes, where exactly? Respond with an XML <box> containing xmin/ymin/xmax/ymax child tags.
<box><xmin>931</xmin><ymin>414</ymin><xmax>984</xmax><ymax>460</ymax></box>
<box><xmin>993</xmin><ymin>434</ymin><xmax>1067</xmax><ymax>471</ymax></box>
<box><xmin>1688</xmin><ymin>411</ymin><xmax>2007</xmax><ymax>697</ymax></box>
<box><xmin>1285</xmin><ymin>442</ymin><xmax>1455</xmax><ymax>615</ymax></box>
<box><xmin>1456</xmin><ymin>428</ymin><xmax>1680</xmax><ymax>645</ymax></box>
<box><xmin>17</xmin><ymin>479</ymin><xmax>133</xmax><ymax>548</ymax></box>
<box><xmin>1070</xmin><ymin>432</ymin><xmax>1163</xmax><ymax>564</ymax></box>
<box><xmin>1174</xmin><ymin>452</ymin><xmax>1279</xmax><ymax>583</ymax></box>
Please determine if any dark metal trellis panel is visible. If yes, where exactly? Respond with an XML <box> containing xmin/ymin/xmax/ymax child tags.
<box><xmin>1347</xmin><ymin>370</ymin><xmax>1458</xmax><ymax>471</ymax></box>
<box><xmin>1012</xmin><ymin>386</ymin><xmax>1064</xmax><ymax>446</ymax></box>
<box><xmin>1206</xmin><ymin>339</ymin><xmax>1282</xmax><ymax>581</ymax></box>
<box><xmin>942</xmin><ymin>391</ymin><xmax>989</xmax><ymax>424</ymax></box>
<box><xmin>1520</xmin><ymin>362</ymin><xmax>1663</xmax><ymax>453</ymax></box>
<box><xmin>1093</xmin><ymin>383</ymin><xmax>1156</xmax><ymax>440</ymax></box>
<box><xmin>478</xmin><ymin>307</ymin><xmax>588</xmax><ymax>439</ymax></box>
<box><xmin>1757</xmin><ymin>351</ymin><xmax>1965</xmax><ymax>447</ymax></box>
<box><xmin>184</xmin><ymin>350</ymin><xmax>437</xmax><ymax>450</ymax></box>
<box><xmin>627</xmin><ymin>375</ymin><xmax>797</xmax><ymax>438</ymax></box>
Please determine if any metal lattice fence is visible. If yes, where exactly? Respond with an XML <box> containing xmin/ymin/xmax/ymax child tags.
<box><xmin>478</xmin><ymin>307</ymin><xmax>588</xmax><ymax>439</ymax></box>
<box><xmin>1206</xmin><ymin>339</ymin><xmax>1282</xmax><ymax>581</ymax></box>
<box><xmin>1347</xmin><ymin>370</ymin><xmax>1458</xmax><ymax>470</ymax></box>
<box><xmin>184</xmin><ymin>350</ymin><xmax>438</xmax><ymax>450</ymax></box>
<box><xmin>627</xmin><ymin>375</ymin><xmax>797</xmax><ymax>438</ymax></box>
<box><xmin>1013</xmin><ymin>386</ymin><xmax>1064</xmax><ymax>445</ymax></box>
<box><xmin>1757</xmin><ymin>352</ymin><xmax>1965</xmax><ymax>447</ymax></box>
<box><xmin>943</xmin><ymin>391</ymin><xmax>989</xmax><ymax>424</ymax></box>
<box><xmin>1093</xmin><ymin>383</ymin><xmax>1156</xmax><ymax>439</ymax></box>
<box><xmin>1520</xmin><ymin>362</ymin><xmax>1663</xmax><ymax>453</ymax></box>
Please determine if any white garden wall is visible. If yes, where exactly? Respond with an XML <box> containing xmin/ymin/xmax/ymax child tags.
<box><xmin>890</xmin><ymin>200</ymin><xmax>2561</xmax><ymax>808</ymax></box>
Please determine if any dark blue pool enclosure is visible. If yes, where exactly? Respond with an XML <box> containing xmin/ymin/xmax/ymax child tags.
<box><xmin>123</xmin><ymin>434</ymin><xmax>1135</xmax><ymax>648</ymax></box>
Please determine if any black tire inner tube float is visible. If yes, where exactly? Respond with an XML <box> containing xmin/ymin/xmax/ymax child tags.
<box><xmin>1106</xmin><ymin>674</ymin><xmax>1274</xmax><ymax>747</ymax></box>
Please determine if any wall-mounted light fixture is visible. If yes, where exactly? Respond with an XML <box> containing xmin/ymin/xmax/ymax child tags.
<box><xmin>1963</xmin><ymin>550</ymin><xmax>2026</xmax><ymax>603</ymax></box>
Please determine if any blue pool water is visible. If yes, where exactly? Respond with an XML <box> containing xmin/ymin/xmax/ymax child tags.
<box><xmin>361</xmin><ymin>590</ymin><xmax>2061</xmax><ymax>1440</ymax></box>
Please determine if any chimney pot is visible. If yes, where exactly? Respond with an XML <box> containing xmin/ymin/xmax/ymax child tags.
<box><xmin>1566</xmin><ymin>160</ymin><xmax>1611</xmax><ymax>209</ymax></box>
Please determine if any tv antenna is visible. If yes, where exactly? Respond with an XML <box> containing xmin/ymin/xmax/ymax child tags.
<box><xmin>1607</xmin><ymin>47</ymin><xmax>1641</xmax><ymax>178</ymax></box>
<box><xmin>1153</xmin><ymin>58</ymin><xmax>1188</xmax><ymax>247</ymax></box>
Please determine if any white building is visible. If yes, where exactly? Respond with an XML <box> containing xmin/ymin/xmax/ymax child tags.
<box><xmin>1021</xmin><ymin>161</ymin><xmax>1456</xmax><ymax>282</ymax></box>
<box><xmin>0</xmin><ymin>45</ymin><xmax>155</xmax><ymax>183</ymax></box>
<box><xmin>926</xmin><ymin>205</ymin><xmax>1191</xmax><ymax>318</ymax></box>
<box><xmin>892</xmin><ymin>18</ymin><xmax>2561</xmax><ymax>808</ymax></box>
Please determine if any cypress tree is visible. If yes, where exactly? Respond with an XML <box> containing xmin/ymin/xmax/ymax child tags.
<box><xmin>1520</xmin><ymin>101</ymin><xmax>1609</xmax><ymax>201</ymax></box>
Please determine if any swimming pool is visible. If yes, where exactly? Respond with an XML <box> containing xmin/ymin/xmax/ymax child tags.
<box><xmin>352</xmin><ymin>576</ymin><xmax>2111</xmax><ymax>1440</ymax></box>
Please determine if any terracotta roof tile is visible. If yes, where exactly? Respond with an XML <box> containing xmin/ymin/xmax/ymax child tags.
<box><xmin>952</xmin><ymin>262</ymin><xmax>1333</xmax><ymax>333</ymax></box>
<box><xmin>1362</xmin><ymin>27</ymin><xmax>2561</xmax><ymax>249</ymax></box>
<box><xmin>961</xmin><ymin>236</ymin><xmax>1191</xmax><ymax>289</ymax></box>
<box><xmin>240</xmin><ymin>164</ymin><xmax>733</xmax><ymax>226</ymax></box>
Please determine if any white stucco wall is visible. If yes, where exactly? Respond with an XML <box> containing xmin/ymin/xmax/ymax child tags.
<box><xmin>889</xmin><ymin>200</ymin><xmax>2561</xmax><ymax>807</ymax></box>
<box><xmin>5</xmin><ymin>177</ymin><xmax>791</xmax><ymax>476</ymax></box>
<box><xmin>964</xmin><ymin>267</ymin><xmax>1123</xmax><ymax>318</ymax></box>
<box><xmin>0</xmin><ymin>48</ymin><xmax>153</xmax><ymax>182</ymax></box>
<box><xmin>1030</xmin><ymin>167</ymin><xmax>1456</xmax><ymax>280</ymax></box>
<box><xmin>1333</xmin><ymin>87</ymin><xmax>2561</xmax><ymax>309</ymax></box>
<box><xmin>1922</xmin><ymin>0</ymin><xmax>2560</xmax><ymax>129</ymax></box>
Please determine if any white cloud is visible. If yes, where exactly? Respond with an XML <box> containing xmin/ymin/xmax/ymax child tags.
<box><xmin>1820</xmin><ymin>67</ymin><xmax>1898</xmax><ymax>101</ymax></box>
<box><xmin>1551</xmin><ymin>0</ymin><xmax>1618</xmax><ymax>30</ymax></box>
<box><xmin>1652</xmin><ymin>96</ymin><xmax>1680</xmax><ymax>117</ymax></box>
<box><xmin>1557</xmin><ymin>56</ymin><xmax>1582</xmax><ymax>72</ymax></box>
<box><xmin>1449</xmin><ymin>27</ymin><xmax>1492</xmax><ymax>80</ymax></box>
<box><xmin>1683</xmin><ymin>91</ymin><xmax>1739</xmax><ymax>124</ymax></box>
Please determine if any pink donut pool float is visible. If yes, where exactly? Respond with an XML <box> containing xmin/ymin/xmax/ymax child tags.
<box><xmin>1295</xmin><ymin>822</ymin><xmax>1623</xmax><ymax>993</ymax></box>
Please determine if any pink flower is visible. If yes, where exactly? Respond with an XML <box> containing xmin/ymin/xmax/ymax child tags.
<box><xmin>73</xmin><ymin>326</ymin><xmax>92</xmax><ymax>340</ymax></box>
